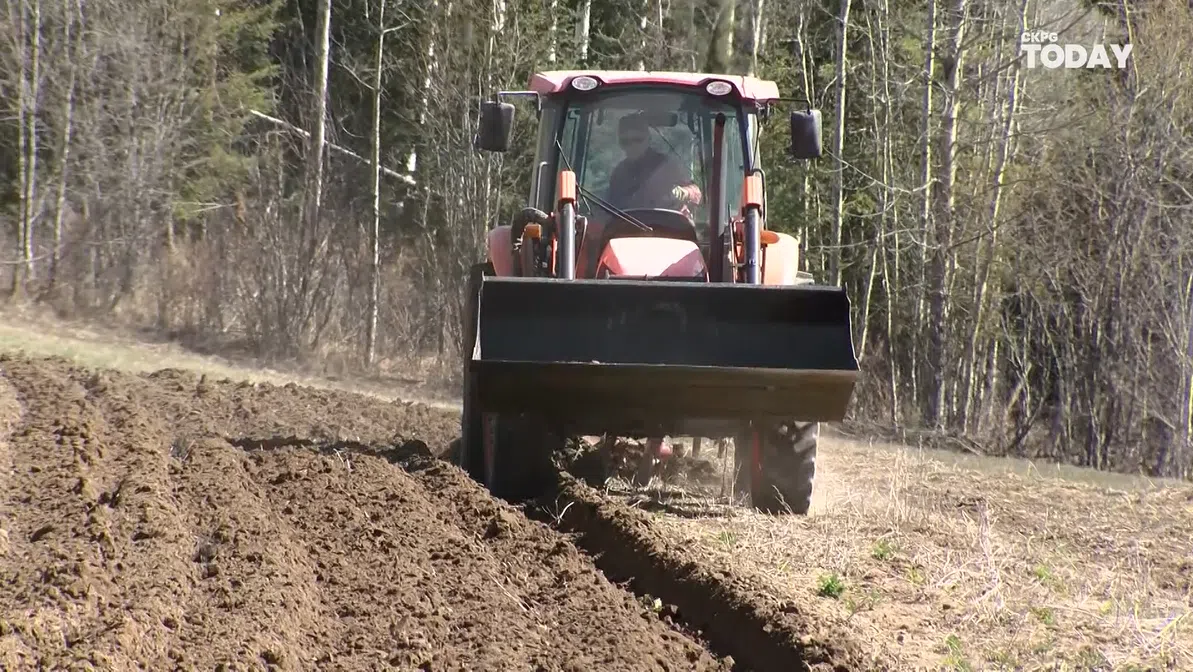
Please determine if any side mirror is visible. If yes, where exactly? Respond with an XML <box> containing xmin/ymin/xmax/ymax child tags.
<box><xmin>789</xmin><ymin>109</ymin><xmax>823</xmax><ymax>159</ymax></box>
<box><xmin>475</xmin><ymin>101</ymin><xmax>515</xmax><ymax>152</ymax></box>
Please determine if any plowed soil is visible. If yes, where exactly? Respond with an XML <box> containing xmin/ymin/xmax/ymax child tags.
<box><xmin>0</xmin><ymin>354</ymin><xmax>731</xmax><ymax>671</ymax></box>
<box><xmin>8</xmin><ymin>342</ymin><xmax>1180</xmax><ymax>671</ymax></box>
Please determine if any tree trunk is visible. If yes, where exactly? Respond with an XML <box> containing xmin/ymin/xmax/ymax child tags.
<box><xmin>828</xmin><ymin>0</ymin><xmax>850</xmax><ymax>287</ymax></box>
<box><xmin>11</xmin><ymin>0</ymin><xmax>43</xmax><ymax>296</ymax></box>
<box><xmin>292</xmin><ymin>0</ymin><xmax>333</xmax><ymax>354</ymax></box>
<box><xmin>576</xmin><ymin>0</ymin><xmax>592</xmax><ymax>63</ymax></box>
<box><xmin>26</xmin><ymin>0</ymin><xmax>42</xmax><ymax>286</ymax></box>
<box><xmin>367</xmin><ymin>0</ymin><xmax>389</xmax><ymax>367</ymax></box>
<box><xmin>747</xmin><ymin>0</ymin><xmax>765</xmax><ymax>76</ymax></box>
<box><xmin>793</xmin><ymin>12</ymin><xmax>815</xmax><ymax>258</ymax></box>
<box><xmin>916</xmin><ymin>0</ymin><xmax>938</xmax><ymax>423</ymax></box>
<box><xmin>962</xmin><ymin>0</ymin><xmax>1028</xmax><ymax>431</ymax></box>
<box><xmin>1182</xmin><ymin>273</ymin><xmax>1193</xmax><ymax>473</ymax></box>
<box><xmin>304</xmin><ymin>0</ymin><xmax>331</xmax><ymax>239</ymax></box>
<box><xmin>878</xmin><ymin>0</ymin><xmax>901</xmax><ymax>423</ymax></box>
<box><xmin>636</xmin><ymin>0</ymin><xmax>650</xmax><ymax>70</ymax></box>
<box><xmin>926</xmin><ymin>0</ymin><xmax>968</xmax><ymax>427</ymax></box>
<box><xmin>855</xmin><ymin>9</ymin><xmax>882</xmax><ymax>363</ymax></box>
<box><xmin>705</xmin><ymin>0</ymin><xmax>735</xmax><ymax>73</ymax></box>
<box><xmin>48</xmin><ymin>0</ymin><xmax>78</xmax><ymax>295</ymax></box>
<box><xmin>547</xmin><ymin>0</ymin><xmax>558</xmax><ymax>63</ymax></box>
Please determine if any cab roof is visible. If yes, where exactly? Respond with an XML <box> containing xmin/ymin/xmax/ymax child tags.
<box><xmin>528</xmin><ymin>70</ymin><xmax>782</xmax><ymax>102</ymax></box>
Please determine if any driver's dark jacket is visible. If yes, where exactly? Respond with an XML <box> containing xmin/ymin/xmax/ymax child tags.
<box><xmin>605</xmin><ymin>148</ymin><xmax>701</xmax><ymax>211</ymax></box>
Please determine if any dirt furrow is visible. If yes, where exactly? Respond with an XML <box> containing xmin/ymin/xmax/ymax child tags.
<box><xmin>242</xmin><ymin>442</ymin><xmax>728</xmax><ymax>670</ymax></box>
<box><xmin>0</xmin><ymin>355</ymin><xmax>738</xmax><ymax>671</ymax></box>
<box><xmin>528</xmin><ymin>473</ymin><xmax>898</xmax><ymax>672</ymax></box>
<box><xmin>0</xmin><ymin>368</ymin><xmax>22</xmax><ymax>561</ymax></box>
<box><xmin>170</xmin><ymin>437</ymin><xmax>342</xmax><ymax>669</ymax></box>
<box><xmin>0</xmin><ymin>355</ymin><xmax>198</xmax><ymax>668</ymax></box>
<box><xmin>391</xmin><ymin>448</ymin><xmax>727</xmax><ymax>669</ymax></box>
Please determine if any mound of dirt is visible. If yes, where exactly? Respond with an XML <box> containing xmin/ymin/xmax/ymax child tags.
<box><xmin>0</xmin><ymin>354</ymin><xmax>729</xmax><ymax>670</ymax></box>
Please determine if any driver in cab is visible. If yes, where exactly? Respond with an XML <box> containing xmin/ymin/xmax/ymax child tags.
<box><xmin>604</xmin><ymin>113</ymin><xmax>702</xmax><ymax>213</ymax></box>
<box><xmin>578</xmin><ymin>113</ymin><xmax>702</xmax><ymax>277</ymax></box>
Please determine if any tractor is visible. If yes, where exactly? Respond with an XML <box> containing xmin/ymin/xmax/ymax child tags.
<box><xmin>456</xmin><ymin>70</ymin><xmax>859</xmax><ymax>515</ymax></box>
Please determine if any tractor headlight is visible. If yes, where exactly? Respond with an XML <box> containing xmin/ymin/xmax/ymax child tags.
<box><xmin>705</xmin><ymin>80</ymin><xmax>733</xmax><ymax>96</ymax></box>
<box><xmin>571</xmin><ymin>76</ymin><xmax>599</xmax><ymax>91</ymax></box>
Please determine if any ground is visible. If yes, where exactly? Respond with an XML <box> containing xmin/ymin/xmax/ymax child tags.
<box><xmin>0</xmin><ymin>310</ymin><xmax>1190</xmax><ymax>671</ymax></box>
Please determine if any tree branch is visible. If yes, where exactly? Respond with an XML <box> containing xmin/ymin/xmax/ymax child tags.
<box><xmin>248</xmin><ymin>109</ymin><xmax>416</xmax><ymax>186</ymax></box>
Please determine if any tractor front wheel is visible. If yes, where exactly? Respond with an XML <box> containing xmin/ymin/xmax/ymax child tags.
<box><xmin>734</xmin><ymin>421</ymin><xmax>819</xmax><ymax>515</ymax></box>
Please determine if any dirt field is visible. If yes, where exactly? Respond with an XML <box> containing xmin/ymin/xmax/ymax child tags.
<box><xmin>0</xmin><ymin>355</ymin><xmax>736</xmax><ymax>670</ymax></box>
<box><xmin>1</xmin><ymin>323</ymin><xmax>1191</xmax><ymax>671</ymax></box>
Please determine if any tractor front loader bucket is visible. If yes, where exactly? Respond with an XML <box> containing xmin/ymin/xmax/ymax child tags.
<box><xmin>468</xmin><ymin>276</ymin><xmax>859</xmax><ymax>436</ymax></box>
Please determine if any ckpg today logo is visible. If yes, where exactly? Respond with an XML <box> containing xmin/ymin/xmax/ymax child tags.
<box><xmin>1020</xmin><ymin>30</ymin><xmax>1133</xmax><ymax>69</ymax></box>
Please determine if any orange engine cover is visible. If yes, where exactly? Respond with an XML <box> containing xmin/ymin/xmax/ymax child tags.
<box><xmin>596</xmin><ymin>238</ymin><xmax>707</xmax><ymax>279</ymax></box>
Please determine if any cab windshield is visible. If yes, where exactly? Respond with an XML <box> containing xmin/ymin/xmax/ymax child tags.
<box><xmin>556</xmin><ymin>87</ymin><xmax>749</xmax><ymax>244</ymax></box>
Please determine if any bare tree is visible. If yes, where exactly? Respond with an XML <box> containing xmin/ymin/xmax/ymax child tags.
<box><xmin>367</xmin><ymin>0</ymin><xmax>406</xmax><ymax>366</ymax></box>
<box><xmin>9</xmin><ymin>0</ymin><xmax>43</xmax><ymax>296</ymax></box>
<box><xmin>576</xmin><ymin>0</ymin><xmax>591</xmax><ymax>64</ymax></box>
<box><xmin>705</xmin><ymin>0</ymin><xmax>735</xmax><ymax>72</ymax></box>
<box><xmin>744</xmin><ymin>0</ymin><xmax>765</xmax><ymax>76</ymax></box>
<box><xmin>914</xmin><ymin>0</ymin><xmax>938</xmax><ymax>422</ymax></box>
<box><xmin>47</xmin><ymin>0</ymin><xmax>79</xmax><ymax>294</ymax></box>
<box><xmin>303</xmin><ymin>0</ymin><xmax>332</xmax><ymax>238</ymax></box>
<box><xmin>927</xmin><ymin>0</ymin><xmax>967</xmax><ymax>427</ymax></box>
<box><xmin>960</xmin><ymin>0</ymin><xmax>1029</xmax><ymax>434</ymax></box>
<box><xmin>827</xmin><ymin>0</ymin><xmax>850</xmax><ymax>287</ymax></box>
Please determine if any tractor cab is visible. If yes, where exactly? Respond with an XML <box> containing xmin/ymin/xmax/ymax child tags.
<box><xmin>475</xmin><ymin>71</ymin><xmax>824</xmax><ymax>281</ymax></box>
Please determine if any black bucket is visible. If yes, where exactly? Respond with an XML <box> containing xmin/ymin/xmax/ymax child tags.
<box><xmin>468</xmin><ymin>276</ymin><xmax>859</xmax><ymax>434</ymax></box>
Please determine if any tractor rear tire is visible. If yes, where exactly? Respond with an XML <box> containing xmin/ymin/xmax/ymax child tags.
<box><xmin>458</xmin><ymin>261</ymin><xmax>558</xmax><ymax>503</ymax></box>
<box><xmin>734</xmin><ymin>421</ymin><xmax>819</xmax><ymax>515</ymax></box>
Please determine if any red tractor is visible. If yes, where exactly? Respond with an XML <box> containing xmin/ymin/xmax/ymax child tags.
<box><xmin>457</xmin><ymin>70</ymin><xmax>858</xmax><ymax>515</ymax></box>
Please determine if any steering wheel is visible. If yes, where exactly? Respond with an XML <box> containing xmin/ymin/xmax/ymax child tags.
<box><xmin>594</xmin><ymin>208</ymin><xmax>701</xmax><ymax>248</ymax></box>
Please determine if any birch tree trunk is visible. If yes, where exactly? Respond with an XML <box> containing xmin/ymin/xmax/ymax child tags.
<box><xmin>879</xmin><ymin>0</ymin><xmax>901</xmax><ymax>423</ymax></box>
<box><xmin>793</xmin><ymin>12</ymin><xmax>816</xmax><ymax>265</ymax></box>
<box><xmin>407</xmin><ymin>0</ymin><xmax>445</xmax><ymax>182</ymax></box>
<box><xmin>914</xmin><ymin>0</ymin><xmax>938</xmax><ymax>419</ymax></box>
<box><xmin>11</xmin><ymin>0</ymin><xmax>28</xmax><ymax>296</ymax></box>
<box><xmin>855</xmin><ymin>9</ymin><xmax>882</xmax><ymax>363</ymax></box>
<box><xmin>576</xmin><ymin>0</ymin><xmax>591</xmax><ymax>64</ymax></box>
<box><xmin>11</xmin><ymin>0</ymin><xmax>43</xmax><ymax>295</ymax></box>
<box><xmin>962</xmin><ymin>0</ymin><xmax>1029</xmax><ymax>431</ymax></box>
<box><xmin>828</xmin><ymin>0</ymin><xmax>850</xmax><ymax>287</ymax></box>
<box><xmin>926</xmin><ymin>0</ymin><xmax>968</xmax><ymax>427</ymax></box>
<box><xmin>366</xmin><ymin>0</ymin><xmax>393</xmax><ymax>366</ymax></box>
<box><xmin>49</xmin><ymin>0</ymin><xmax>79</xmax><ymax>293</ymax></box>
<box><xmin>1182</xmin><ymin>275</ymin><xmax>1193</xmax><ymax>472</ymax></box>
<box><xmin>547</xmin><ymin>0</ymin><xmax>558</xmax><ymax>64</ymax></box>
<box><xmin>289</xmin><ymin>0</ymin><xmax>332</xmax><ymax>352</ymax></box>
<box><xmin>636</xmin><ymin>0</ymin><xmax>650</xmax><ymax>70</ymax></box>
<box><xmin>747</xmin><ymin>0</ymin><xmax>765</xmax><ymax>76</ymax></box>
<box><xmin>304</xmin><ymin>0</ymin><xmax>332</xmax><ymax>237</ymax></box>
<box><xmin>26</xmin><ymin>0</ymin><xmax>41</xmax><ymax>285</ymax></box>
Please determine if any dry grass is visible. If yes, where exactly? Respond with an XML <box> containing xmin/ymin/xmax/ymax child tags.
<box><xmin>0</xmin><ymin>303</ymin><xmax>460</xmax><ymax>410</ymax></box>
<box><xmin>628</xmin><ymin>436</ymin><xmax>1193</xmax><ymax>670</ymax></box>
